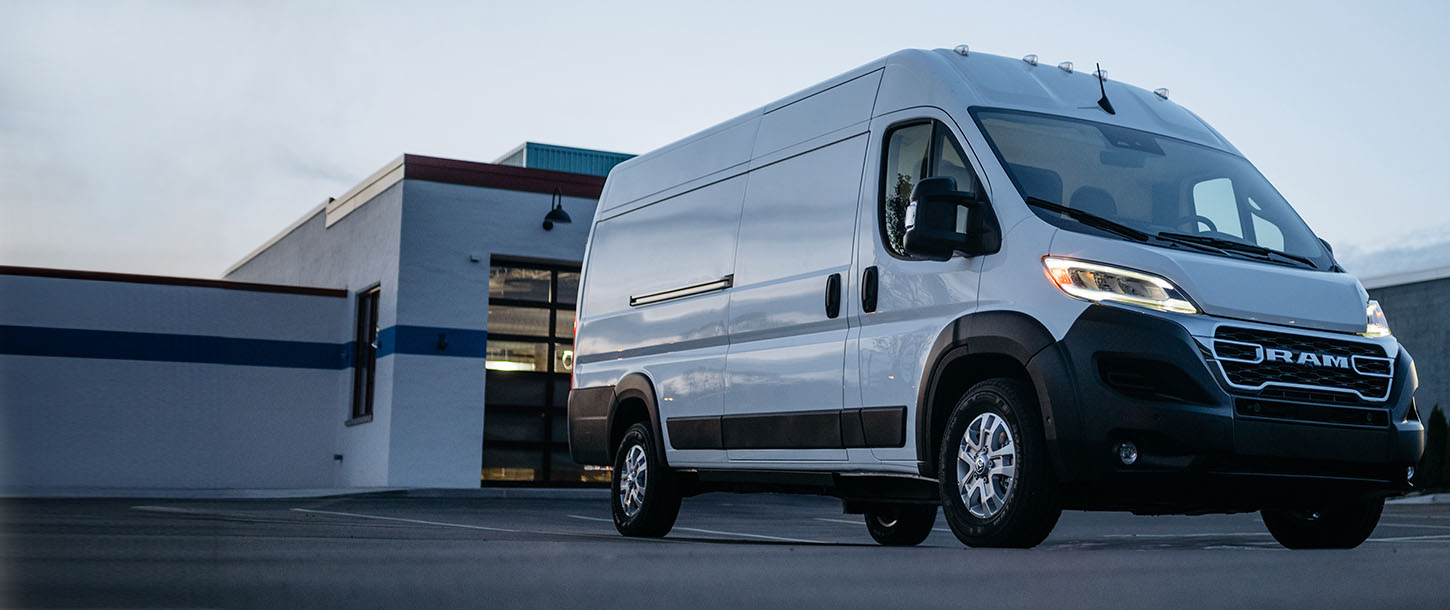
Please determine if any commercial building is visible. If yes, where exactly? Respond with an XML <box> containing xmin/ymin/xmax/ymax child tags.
<box><xmin>2</xmin><ymin>147</ymin><xmax>630</xmax><ymax>491</ymax></box>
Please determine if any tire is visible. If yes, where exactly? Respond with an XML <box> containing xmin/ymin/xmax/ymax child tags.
<box><xmin>938</xmin><ymin>378</ymin><xmax>1061</xmax><ymax>548</ymax></box>
<box><xmin>864</xmin><ymin>504</ymin><xmax>938</xmax><ymax>546</ymax></box>
<box><xmin>1261</xmin><ymin>498</ymin><xmax>1384</xmax><ymax>549</ymax></box>
<box><xmin>610</xmin><ymin>422</ymin><xmax>682</xmax><ymax>537</ymax></box>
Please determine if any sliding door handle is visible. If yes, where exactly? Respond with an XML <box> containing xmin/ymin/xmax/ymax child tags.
<box><xmin>861</xmin><ymin>266</ymin><xmax>878</xmax><ymax>313</ymax></box>
<box><xmin>825</xmin><ymin>273</ymin><xmax>842</xmax><ymax>319</ymax></box>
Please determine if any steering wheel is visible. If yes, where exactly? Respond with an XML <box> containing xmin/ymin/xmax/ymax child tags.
<box><xmin>1173</xmin><ymin>215</ymin><xmax>1218</xmax><ymax>233</ymax></box>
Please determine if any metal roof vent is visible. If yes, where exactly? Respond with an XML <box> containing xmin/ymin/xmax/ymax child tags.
<box><xmin>954</xmin><ymin>45</ymin><xmax>969</xmax><ymax>56</ymax></box>
<box><xmin>1022</xmin><ymin>54</ymin><xmax>1038</xmax><ymax>66</ymax></box>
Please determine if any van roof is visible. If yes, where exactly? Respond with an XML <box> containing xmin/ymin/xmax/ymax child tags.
<box><xmin>600</xmin><ymin>47</ymin><xmax>1240</xmax><ymax>212</ymax></box>
<box><xmin>901</xmin><ymin>48</ymin><xmax>1237</xmax><ymax>155</ymax></box>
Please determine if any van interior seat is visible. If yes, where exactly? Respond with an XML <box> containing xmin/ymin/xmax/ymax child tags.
<box><xmin>1005</xmin><ymin>163</ymin><xmax>1063</xmax><ymax>204</ymax></box>
<box><xmin>1068</xmin><ymin>186</ymin><xmax>1118</xmax><ymax>218</ymax></box>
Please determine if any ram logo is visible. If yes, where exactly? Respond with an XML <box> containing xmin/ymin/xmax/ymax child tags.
<box><xmin>1264</xmin><ymin>349</ymin><xmax>1350</xmax><ymax>368</ymax></box>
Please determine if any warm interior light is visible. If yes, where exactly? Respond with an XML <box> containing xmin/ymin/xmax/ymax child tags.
<box><xmin>485</xmin><ymin>360</ymin><xmax>536</xmax><ymax>372</ymax></box>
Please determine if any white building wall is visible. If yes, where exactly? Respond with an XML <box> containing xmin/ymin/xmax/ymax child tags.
<box><xmin>225</xmin><ymin>182</ymin><xmax>405</xmax><ymax>487</ymax></box>
<box><xmin>0</xmin><ymin>273</ymin><xmax>350</xmax><ymax>490</ymax></box>
<box><xmin>387</xmin><ymin>179</ymin><xmax>597</xmax><ymax>487</ymax></box>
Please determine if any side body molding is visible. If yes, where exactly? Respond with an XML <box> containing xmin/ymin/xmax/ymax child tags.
<box><xmin>914</xmin><ymin>311</ymin><xmax>1060</xmax><ymax>477</ymax></box>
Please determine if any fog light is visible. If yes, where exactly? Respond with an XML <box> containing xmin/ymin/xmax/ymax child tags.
<box><xmin>1116</xmin><ymin>442</ymin><xmax>1138</xmax><ymax>466</ymax></box>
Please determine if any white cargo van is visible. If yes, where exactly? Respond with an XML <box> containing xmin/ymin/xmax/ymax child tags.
<box><xmin>568</xmin><ymin>47</ymin><xmax>1425</xmax><ymax>549</ymax></box>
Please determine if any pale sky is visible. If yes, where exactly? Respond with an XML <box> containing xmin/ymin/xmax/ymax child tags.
<box><xmin>3</xmin><ymin>0</ymin><xmax>1448</xmax><ymax>279</ymax></box>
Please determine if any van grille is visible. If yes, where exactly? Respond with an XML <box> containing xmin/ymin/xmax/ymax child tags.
<box><xmin>1211</xmin><ymin>327</ymin><xmax>1393</xmax><ymax>402</ymax></box>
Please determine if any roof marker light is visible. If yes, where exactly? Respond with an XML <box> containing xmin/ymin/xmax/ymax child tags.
<box><xmin>1023</xmin><ymin>54</ymin><xmax>1038</xmax><ymax>66</ymax></box>
<box><xmin>954</xmin><ymin>45</ymin><xmax>969</xmax><ymax>56</ymax></box>
<box><xmin>1095</xmin><ymin>68</ymin><xmax>1108</xmax><ymax>80</ymax></box>
<box><xmin>1154</xmin><ymin>88</ymin><xmax>1170</xmax><ymax>100</ymax></box>
<box><xmin>1058</xmin><ymin>61</ymin><xmax>1073</xmax><ymax>73</ymax></box>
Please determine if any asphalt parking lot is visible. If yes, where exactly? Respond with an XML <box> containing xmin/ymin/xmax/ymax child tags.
<box><xmin>3</xmin><ymin>492</ymin><xmax>1448</xmax><ymax>609</ymax></box>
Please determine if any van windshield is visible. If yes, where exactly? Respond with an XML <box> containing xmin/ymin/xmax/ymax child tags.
<box><xmin>972</xmin><ymin>108</ymin><xmax>1333</xmax><ymax>271</ymax></box>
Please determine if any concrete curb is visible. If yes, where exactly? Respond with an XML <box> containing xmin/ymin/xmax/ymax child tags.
<box><xmin>0</xmin><ymin>486</ymin><xmax>610</xmax><ymax>500</ymax></box>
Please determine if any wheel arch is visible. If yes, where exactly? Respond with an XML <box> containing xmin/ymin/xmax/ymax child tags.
<box><xmin>608</xmin><ymin>372</ymin><xmax>669</xmax><ymax>467</ymax></box>
<box><xmin>915</xmin><ymin>310</ymin><xmax>1059</xmax><ymax>477</ymax></box>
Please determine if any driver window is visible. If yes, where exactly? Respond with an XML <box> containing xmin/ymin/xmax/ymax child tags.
<box><xmin>1190</xmin><ymin>178</ymin><xmax>1244</xmax><ymax>238</ymax></box>
<box><xmin>881</xmin><ymin>121</ymin><xmax>986</xmax><ymax>255</ymax></box>
<box><xmin>881</xmin><ymin>123</ymin><xmax>931</xmax><ymax>255</ymax></box>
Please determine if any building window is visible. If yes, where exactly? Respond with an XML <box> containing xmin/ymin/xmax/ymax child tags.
<box><xmin>482</xmin><ymin>258</ymin><xmax>605</xmax><ymax>485</ymax></box>
<box><xmin>350</xmin><ymin>286</ymin><xmax>380</xmax><ymax>423</ymax></box>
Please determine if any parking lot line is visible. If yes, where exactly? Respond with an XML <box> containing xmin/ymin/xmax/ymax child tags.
<box><xmin>569</xmin><ymin>514</ymin><xmax>824</xmax><ymax>544</ymax></box>
<box><xmin>815</xmin><ymin>516</ymin><xmax>953</xmax><ymax>534</ymax></box>
<box><xmin>1376</xmin><ymin>522</ymin><xmax>1450</xmax><ymax>530</ymax></box>
<box><xmin>290</xmin><ymin>508</ymin><xmax>518</xmax><ymax>532</ymax></box>
<box><xmin>1367</xmin><ymin>534</ymin><xmax>1450</xmax><ymax>542</ymax></box>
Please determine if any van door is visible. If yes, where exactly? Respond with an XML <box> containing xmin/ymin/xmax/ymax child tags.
<box><xmin>721</xmin><ymin>134</ymin><xmax>870</xmax><ymax>462</ymax></box>
<box><xmin>852</xmin><ymin>110</ymin><xmax>991</xmax><ymax>463</ymax></box>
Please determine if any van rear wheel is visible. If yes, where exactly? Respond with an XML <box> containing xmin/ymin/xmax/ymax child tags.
<box><xmin>1261</xmin><ymin>498</ymin><xmax>1384</xmax><ymax>549</ymax></box>
<box><xmin>610</xmin><ymin>422</ymin><xmax>682</xmax><ymax>537</ymax></box>
<box><xmin>937</xmin><ymin>378</ymin><xmax>1061</xmax><ymax>548</ymax></box>
<box><xmin>863</xmin><ymin>504</ymin><xmax>937</xmax><ymax>546</ymax></box>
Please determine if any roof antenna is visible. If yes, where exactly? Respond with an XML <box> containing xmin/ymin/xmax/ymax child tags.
<box><xmin>1095</xmin><ymin>62</ymin><xmax>1116</xmax><ymax>115</ymax></box>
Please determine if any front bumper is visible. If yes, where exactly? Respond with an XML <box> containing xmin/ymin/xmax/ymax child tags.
<box><xmin>1028</xmin><ymin>304</ymin><xmax>1424</xmax><ymax>513</ymax></box>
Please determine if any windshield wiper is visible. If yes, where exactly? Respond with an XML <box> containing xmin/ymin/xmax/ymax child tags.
<box><xmin>1024</xmin><ymin>196</ymin><xmax>1149</xmax><ymax>242</ymax></box>
<box><xmin>1155</xmin><ymin>232</ymin><xmax>1317</xmax><ymax>268</ymax></box>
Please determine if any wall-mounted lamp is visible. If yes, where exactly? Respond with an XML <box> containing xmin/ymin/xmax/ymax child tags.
<box><xmin>542</xmin><ymin>187</ymin><xmax>571</xmax><ymax>230</ymax></box>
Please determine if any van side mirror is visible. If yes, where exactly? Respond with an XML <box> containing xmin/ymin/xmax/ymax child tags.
<box><xmin>904</xmin><ymin>176</ymin><xmax>986</xmax><ymax>261</ymax></box>
<box><xmin>1318</xmin><ymin>237</ymin><xmax>1334</xmax><ymax>255</ymax></box>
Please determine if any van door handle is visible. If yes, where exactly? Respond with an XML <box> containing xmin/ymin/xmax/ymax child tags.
<box><xmin>862</xmin><ymin>266</ymin><xmax>878</xmax><ymax>313</ymax></box>
<box><xmin>825</xmin><ymin>273</ymin><xmax>842</xmax><ymax>319</ymax></box>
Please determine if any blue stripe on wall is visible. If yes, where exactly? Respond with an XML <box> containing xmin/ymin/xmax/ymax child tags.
<box><xmin>0</xmin><ymin>324</ymin><xmax>487</xmax><ymax>369</ymax></box>
<box><xmin>377</xmin><ymin>325</ymin><xmax>487</xmax><ymax>358</ymax></box>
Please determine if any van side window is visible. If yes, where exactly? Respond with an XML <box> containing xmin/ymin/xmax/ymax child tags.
<box><xmin>881</xmin><ymin>121</ymin><xmax>986</xmax><ymax>255</ymax></box>
<box><xmin>882</xmin><ymin>123</ymin><xmax>932</xmax><ymax>255</ymax></box>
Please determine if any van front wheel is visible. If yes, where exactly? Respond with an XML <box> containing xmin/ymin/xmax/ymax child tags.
<box><xmin>610</xmin><ymin>422</ymin><xmax>682</xmax><ymax>537</ymax></box>
<box><xmin>937</xmin><ymin>378</ymin><xmax>1061</xmax><ymax>548</ymax></box>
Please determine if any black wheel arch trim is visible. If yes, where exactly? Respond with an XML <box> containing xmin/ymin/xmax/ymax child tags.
<box><xmin>914</xmin><ymin>310</ymin><xmax>1059</xmax><ymax>477</ymax></box>
<box><xmin>609</xmin><ymin>372</ymin><xmax>670</xmax><ymax>468</ymax></box>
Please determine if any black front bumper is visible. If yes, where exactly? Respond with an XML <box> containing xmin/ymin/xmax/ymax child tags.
<box><xmin>1028</xmin><ymin>305</ymin><xmax>1424</xmax><ymax>513</ymax></box>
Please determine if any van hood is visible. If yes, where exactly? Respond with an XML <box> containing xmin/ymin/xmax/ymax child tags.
<box><xmin>1050</xmin><ymin>230</ymin><xmax>1369</xmax><ymax>334</ymax></box>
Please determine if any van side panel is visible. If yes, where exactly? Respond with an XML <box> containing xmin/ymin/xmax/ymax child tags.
<box><xmin>722</xmin><ymin>133</ymin><xmax>871</xmax><ymax>462</ymax></box>
<box><xmin>574</xmin><ymin>176</ymin><xmax>748</xmax><ymax>465</ymax></box>
<box><xmin>600</xmin><ymin>114</ymin><xmax>760</xmax><ymax>214</ymax></box>
<box><xmin>751</xmin><ymin>70</ymin><xmax>882</xmax><ymax>158</ymax></box>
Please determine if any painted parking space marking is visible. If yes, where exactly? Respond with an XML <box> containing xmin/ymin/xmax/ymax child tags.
<box><xmin>1376</xmin><ymin>522</ymin><xmax>1450</xmax><ymax>530</ymax></box>
<box><xmin>570</xmin><ymin>514</ymin><xmax>824</xmax><ymax>544</ymax></box>
<box><xmin>1367</xmin><ymin>534</ymin><xmax>1450</xmax><ymax>542</ymax></box>
<box><xmin>815</xmin><ymin>516</ymin><xmax>952</xmax><ymax>534</ymax></box>
<box><xmin>290</xmin><ymin>508</ymin><xmax>518</xmax><ymax>532</ymax></box>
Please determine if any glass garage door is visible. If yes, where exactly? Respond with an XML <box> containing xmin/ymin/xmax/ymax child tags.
<box><xmin>482</xmin><ymin>258</ymin><xmax>608</xmax><ymax>485</ymax></box>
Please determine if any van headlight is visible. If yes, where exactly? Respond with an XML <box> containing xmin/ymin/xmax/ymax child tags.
<box><xmin>1042</xmin><ymin>257</ymin><xmax>1199</xmax><ymax>314</ymax></box>
<box><xmin>1363</xmin><ymin>300</ymin><xmax>1391</xmax><ymax>337</ymax></box>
